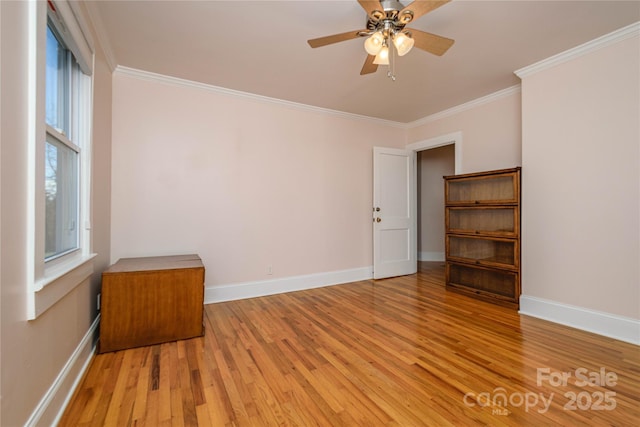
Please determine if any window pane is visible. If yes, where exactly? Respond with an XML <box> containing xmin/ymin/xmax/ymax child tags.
<box><xmin>45</xmin><ymin>136</ymin><xmax>78</xmax><ymax>259</ymax></box>
<box><xmin>46</xmin><ymin>24</ymin><xmax>69</xmax><ymax>135</ymax></box>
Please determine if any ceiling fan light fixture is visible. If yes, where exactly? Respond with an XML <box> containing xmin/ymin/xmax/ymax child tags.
<box><xmin>373</xmin><ymin>46</ymin><xmax>389</xmax><ymax>65</ymax></box>
<box><xmin>307</xmin><ymin>0</ymin><xmax>454</xmax><ymax>77</ymax></box>
<box><xmin>393</xmin><ymin>32</ymin><xmax>414</xmax><ymax>56</ymax></box>
<box><xmin>364</xmin><ymin>31</ymin><xmax>385</xmax><ymax>55</ymax></box>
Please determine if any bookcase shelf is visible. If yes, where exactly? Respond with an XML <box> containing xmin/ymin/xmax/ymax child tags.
<box><xmin>444</xmin><ymin>167</ymin><xmax>521</xmax><ymax>308</ymax></box>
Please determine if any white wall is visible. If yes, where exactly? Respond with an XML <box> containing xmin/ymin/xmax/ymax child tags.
<box><xmin>519</xmin><ymin>31</ymin><xmax>639</xmax><ymax>323</ymax></box>
<box><xmin>0</xmin><ymin>1</ymin><xmax>112</xmax><ymax>425</ymax></box>
<box><xmin>110</xmin><ymin>70</ymin><xmax>404</xmax><ymax>292</ymax></box>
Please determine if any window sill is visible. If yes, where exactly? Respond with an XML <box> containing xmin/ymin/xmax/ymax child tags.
<box><xmin>28</xmin><ymin>253</ymin><xmax>97</xmax><ymax>320</ymax></box>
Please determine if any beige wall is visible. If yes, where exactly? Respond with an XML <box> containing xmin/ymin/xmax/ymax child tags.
<box><xmin>417</xmin><ymin>145</ymin><xmax>455</xmax><ymax>259</ymax></box>
<box><xmin>407</xmin><ymin>90</ymin><xmax>522</xmax><ymax>174</ymax></box>
<box><xmin>110</xmin><ymin>71</ymin><xmax>404</xmax><ymax>287</ymax></box>
<box><xmin>520</xmin><ymin>34</ymin><xmax>639</xmax><ymax>319</ymax></box>
<box><xmin>0</xmin><ymin>1</ymin><xmax>112</xmax><ymax>425</ymax></box>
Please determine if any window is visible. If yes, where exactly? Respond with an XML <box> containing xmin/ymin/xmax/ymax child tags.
<box><xmin>45</xmin><ymin>22</ymin><xmax>80</xmax><ymax>260</ymax></box>
<box><xmin>27</xmin><ymin>0</ymin><xmax>95</xmax><ymax>319</ymax></box>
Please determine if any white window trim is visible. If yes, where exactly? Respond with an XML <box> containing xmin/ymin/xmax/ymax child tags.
<box><xmin>27</xmin><ymin>0</ymin><xmax>95</xmax><ymax>320</ymax></box>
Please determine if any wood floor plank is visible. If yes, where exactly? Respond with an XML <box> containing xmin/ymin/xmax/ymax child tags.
<box><xmin>131</xmin><ymin>347</ymin><xmax>151</xmax><ymax>422</ymax></box>
<box><xmin>59</xmin><ymin>263</ymin><xmax>640</xmax><ymax>426</ymax></box>
<box><xmin>170</xmin><ymin>387</ymin><xmax>185</xmax><ymax>427</ymax></box>
<box><xmin>101</xmin><ymin>350</ymin><xmax>134</xmax><ymax>426</ymax></box>
<box><xmin>157</xmin><ymin>343</ymin><xmax>173</xmax><ymax>423</ymax></box>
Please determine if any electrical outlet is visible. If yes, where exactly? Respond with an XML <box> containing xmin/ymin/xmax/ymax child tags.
<box><xmin>97</xmin><ymin>293</ymin><xmax>101</xmax><ymax>311</ymax></box>
<box><xmin>267</xmin><ymin>265</ymin><xmax>273</xmax><ymax>275</ymax></box>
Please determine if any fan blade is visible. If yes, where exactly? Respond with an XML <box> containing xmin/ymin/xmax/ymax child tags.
<box><xmin>400</xmin><ymin>0</ymin><xmax>450</xmax><ymax>22</ymax></box>
<box><xmin>358</xmin><ymin>1</ymin><xmax>384</xmax><ymax>19</ymax></box>
<box><xmin>307</xmin><ymin>29</ymin><xmax>367</xmax><ymax>48</ymax></box>
<box><xmin>360</xmin><ymin>55</ymin><xmax>378</xmax><ymax>75</ymax></box>
<box><xmin>410</xmin><ymin>29</ymin><xmax>454</xmax><ymax>56</ymax></box>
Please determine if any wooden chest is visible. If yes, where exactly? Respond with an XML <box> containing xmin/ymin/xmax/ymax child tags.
<box><xmin>99</xmin><ymin>254</ymin><xmax>205</xmax><ymax>353</ymax></box>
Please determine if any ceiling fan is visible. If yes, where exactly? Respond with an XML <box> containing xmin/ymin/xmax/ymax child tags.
<box><xmin>307</xmin><ymin>0</ymin><xmax>454</xmax><ymax>76</ymax></box>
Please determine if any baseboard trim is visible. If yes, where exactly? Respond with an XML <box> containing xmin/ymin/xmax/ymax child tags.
<box><xmin>418</xmin><ymin>251</ymin><xmax>445</xmax><ymax>262</ymax></box>
<box><xmin>25</xmin><ymin>314</ymin><xmax>100</xmax><ymax>427</ymax></box>
<box><xmin>519</xmin><ymin>295</ymin><xmax>640</xmax><ymax>345</ymax></box>
<box><xmin>205</xmin><ymin>266</ymin><xmax>373</xmax><ymax>304</ymax></box>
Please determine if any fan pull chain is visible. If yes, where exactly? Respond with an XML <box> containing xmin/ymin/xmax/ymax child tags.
<box><xmin>388</xmin><ymin>38</ymin><xmax>396</xmax><ymax>81</ymax></box>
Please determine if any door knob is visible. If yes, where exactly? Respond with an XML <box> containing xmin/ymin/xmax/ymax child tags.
<box><xmin>375</xmin><ymin>207</ymin><xmax>381</xmax><ymax>212</ymax></box>
<box><xmin>376</xmin><ymin>217</ymin><xmax>382</xmax><ymax>223</ymax></box>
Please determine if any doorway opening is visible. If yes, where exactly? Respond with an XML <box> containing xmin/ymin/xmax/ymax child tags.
<box><xmin>417</xmin><ymin>145</ymin><xmax>455</xmax><ymax>262</ymax></box>
<box><xmin>407</xmin><ymin>131</ymin><xmax>461</xmax><ymax>264</ymax></box>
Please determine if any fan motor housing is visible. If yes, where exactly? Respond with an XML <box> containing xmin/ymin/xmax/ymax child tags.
<box><xmin>366</xmin><ymin>0</ymin><xmax>410</xmax><ymax>32</ymax></box>
<box><xmin>380</xmin><ymin>0</ymin><xmax>405</xmax><ymax>12</ymax></box>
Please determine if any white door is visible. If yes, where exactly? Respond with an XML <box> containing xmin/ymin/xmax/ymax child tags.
<box><xmin>373</xmin><ymin>147</ymin><xmax>417</xmax><ymax>279</ymax></box>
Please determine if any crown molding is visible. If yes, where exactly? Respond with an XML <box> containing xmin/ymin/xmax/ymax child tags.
<box><xmin>114</xmin><ymin>66</ymin><xmax>407</xmax><ymax>129</ymax></box>
<box><xmin>515</xmin><ymin>21</ymin><xmax>640</xmax><ymax>78</ymax></box>
<box><xmin>406</xmin><ymin>85</ymin><xmax>522</xmax><ymax>129</ymax></box>
<box><xmin>113</xmin><ymin>69</ymin><xmax>524</xmax><ymax>131</ymax></box>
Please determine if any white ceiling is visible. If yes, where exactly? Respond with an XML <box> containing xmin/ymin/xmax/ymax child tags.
<box><xmin>91</xmin><ymin>0</ymin><xmax>639</xmax><ymax>123</ymax></box>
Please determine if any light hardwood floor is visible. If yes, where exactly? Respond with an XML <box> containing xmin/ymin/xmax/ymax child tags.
<box><xmin>60</xmin><ymin>262</ymin><xmax>640</xmax><ymax>426</ymax></box>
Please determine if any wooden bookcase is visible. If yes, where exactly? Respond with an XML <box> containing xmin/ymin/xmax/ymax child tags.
<box><xmin>444</xmin><ymin>167</ymin><xmax>521</xmax><ymax>308</ymax></box>
<box><xmin>99</xmin><ymin>254</ymin><xmax>205</xmax><ymax>353</ymax></box>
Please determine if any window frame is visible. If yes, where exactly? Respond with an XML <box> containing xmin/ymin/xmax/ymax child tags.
<box><xmin>27</xmin><ymin>0</ymin><xmax>95</xmax><ymax>320</ymax></box>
